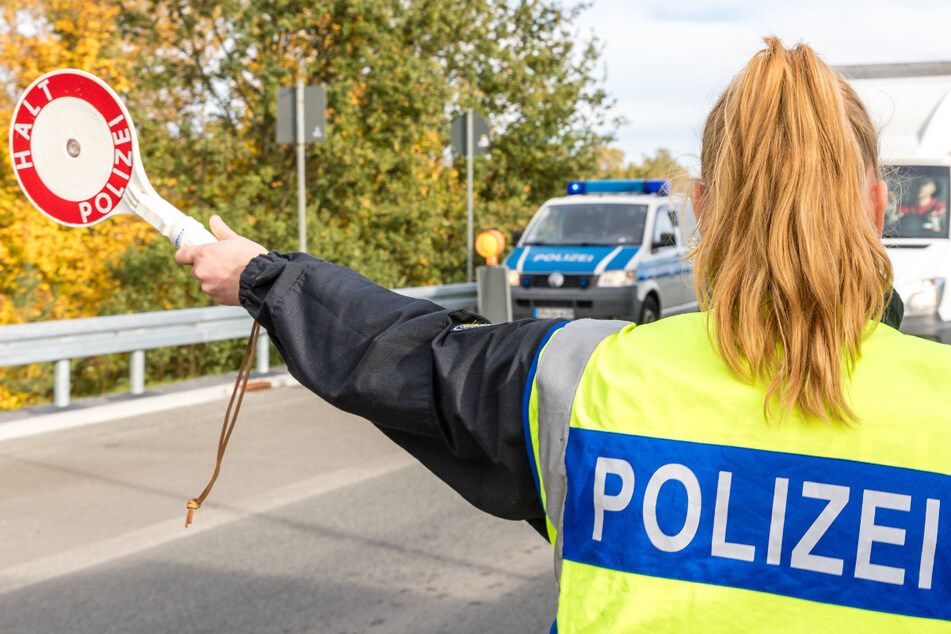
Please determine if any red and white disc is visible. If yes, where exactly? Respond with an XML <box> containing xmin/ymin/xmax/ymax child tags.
<box><xmin>9</xmin><ymin>70</ymin><xmax>135</xmax><ymax>227</ymax></box>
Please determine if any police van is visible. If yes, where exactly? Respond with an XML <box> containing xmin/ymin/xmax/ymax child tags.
<box><xmin>504</xmin><ymin>179</ymin><xmax>697</xmax><ymax>323</ymax></box>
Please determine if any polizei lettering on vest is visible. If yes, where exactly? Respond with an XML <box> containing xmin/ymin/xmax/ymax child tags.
<box><xmin>561</xmin><ymin>430</ymin><xmax>950</xmax><ymax>619</ymax></box>
<box><xmin>591</xmin><ymin>456</ymin><xmax>939</xmax><ymax>588</ymax></box>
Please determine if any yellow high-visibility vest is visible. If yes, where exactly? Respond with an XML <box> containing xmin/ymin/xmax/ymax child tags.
<box><xmin>526</xmin><ymin>313</ymin><xmax>951</xmax><ymax>632</ymax></box>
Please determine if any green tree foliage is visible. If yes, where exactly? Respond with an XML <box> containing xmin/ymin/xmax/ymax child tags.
<box><xmin>113</xmin><ymin>0</ymin><xmax>614</xmax><ymax>295</ymax></box>
<box><xmin>596</xmin><ymin>146</ymin><xmax>690</xmax><ymax>182</ymax></box>
<box><xmin>2</xmin><ymin>0</ymin><xmax>618</xmax><ymax>406</ymax></box>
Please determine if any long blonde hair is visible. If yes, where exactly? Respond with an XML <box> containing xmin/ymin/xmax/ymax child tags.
<box><xmin>690</xmin><ymin>37</ymin><xmax>893</xmax><ymax>422</ymax></box>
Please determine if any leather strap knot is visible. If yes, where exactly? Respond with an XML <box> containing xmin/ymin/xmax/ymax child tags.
<box><xmin>185</xmin><ymin>499</ymin><xmax>201</xmax><ymax>528</ymax></box>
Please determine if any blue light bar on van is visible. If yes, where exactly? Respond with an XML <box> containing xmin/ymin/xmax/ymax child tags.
<box><xmin>566</xmin><ymin>179</ymin><xmax>670</xmax><ymax>195</ymax></box>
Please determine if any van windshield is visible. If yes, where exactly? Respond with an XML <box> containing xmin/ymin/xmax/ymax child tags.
<box><xmin>521</xmin><ymin>203</ymin><xmax>648</xmax><ymax>246</ymax></box>
<box><xmin>884</xmin><ymin>165</ymin><xmax>950</xmax><ymax>239</ymax></box>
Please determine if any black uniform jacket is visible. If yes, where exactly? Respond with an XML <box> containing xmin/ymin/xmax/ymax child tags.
<box><xmin>238</xmin><ymin>252</ymin><xmax>906</xmax><ymax>537</ymax></box>
<box><xmin>240</xmin><ymin>252</ymin><xmax>558</xmax><ymax>533</ymax></box>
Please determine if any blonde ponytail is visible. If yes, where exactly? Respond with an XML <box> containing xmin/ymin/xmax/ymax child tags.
<box><xmin>691</xmin><ymin>38</ymin><xmax>893</xmax><ymax>422</ymax></box>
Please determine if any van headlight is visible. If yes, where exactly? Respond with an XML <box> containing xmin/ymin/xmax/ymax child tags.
<box><xmin>904</xmin><ymin>278</ymin><xmax>945</xmax><ymax>316</ymax></box>
<box><xmin>507</xmin><ymin>269</ymin><xmax>521</xmax><ymax>286</ymax></box>
<box><xmin>597</xmin><ymin>270</ymin><xmax>636</xmax><ymax>287</ymax></box>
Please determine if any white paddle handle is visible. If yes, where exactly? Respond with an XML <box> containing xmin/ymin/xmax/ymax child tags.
<box><xmin>167</xmin><ymin>214</ymin><xmax>217</xmax><ymax>247</ymax></box>
<box><xmin>127</xmin><ymin>189</ymin><xmax>216</xmax><ymax>247</ymax></box>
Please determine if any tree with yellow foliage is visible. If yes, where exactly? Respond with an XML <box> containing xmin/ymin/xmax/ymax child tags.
<box><xmin>0</xmin><ymin>1</ymin><xmax>155</xmax><ymax>407</ymax></box>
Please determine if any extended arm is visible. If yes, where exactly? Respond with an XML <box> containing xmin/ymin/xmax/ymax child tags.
<box><xmin>177</xmin><ymin>217</ymin><xmax>554</xmax><ymax>524</ymax></box>
<box><xmin>237</xmin><ymin>252</ymin><xmax>557</xmax><ymax>526</ymax></box>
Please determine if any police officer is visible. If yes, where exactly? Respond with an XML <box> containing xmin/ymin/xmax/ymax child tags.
<box><xmin>177</xmin><ymin>38</ymin><xmax>951</xmax><ymax>632</ymax></box>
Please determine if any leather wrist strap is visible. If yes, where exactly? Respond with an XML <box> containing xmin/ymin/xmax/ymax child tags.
<box><xmin>185</xmin><ymin>321</ymin><xmax>261</xmax><ymax>527</ymax></box>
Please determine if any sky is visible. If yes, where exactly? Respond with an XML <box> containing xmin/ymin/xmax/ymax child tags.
<box><xmin>574</xmin><ymin>0</ymin><xmax>951</xmax><ymax>173</ymax></box>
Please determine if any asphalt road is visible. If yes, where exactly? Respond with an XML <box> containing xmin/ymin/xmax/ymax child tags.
<box><xmin>0</xmin><ymin>379</ymin><xmax>557</xmax><ymax>633</ymax></box>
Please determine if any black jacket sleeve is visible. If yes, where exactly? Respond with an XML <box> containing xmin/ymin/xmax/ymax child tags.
<box><xmin>238</xmin><ymin>252</ymin><xmax>559</xmax><ymax>527</ymax></box>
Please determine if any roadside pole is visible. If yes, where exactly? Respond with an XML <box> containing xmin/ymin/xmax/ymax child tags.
<box><xmin>450</xmin><ymin>110</ymin><xmax>491</xmax><ymax>283</ymax></box>
<box><xmin>466</xmin><ymin>108</ymin><xmax>474</xmax><ymax>282</ymax></box>
<box><xmin>297</xmin><ymin>61</ymin><xmax>306</xmax><ymax>253</ymax></box>
<box><xmin>276</xmin><ymin>66</ymin><xmax>327</xmax><ymax>254</ymax></box>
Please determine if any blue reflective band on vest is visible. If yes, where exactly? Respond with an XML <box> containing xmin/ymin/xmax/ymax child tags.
<box><xmin>562</xmin><ymin>428</ymin><xmax>951</xmax><ymax>621</ymax></box>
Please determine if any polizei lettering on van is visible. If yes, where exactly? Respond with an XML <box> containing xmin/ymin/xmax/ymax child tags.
<box><xmin>562</xmin><ymin>429</ymin><xmax>951</xmax><ymax>621</ymax></box>
<box><xmin>531</xmin><ymin>252</ymin><xmax>596</xmax><ymax>263</ymax></box>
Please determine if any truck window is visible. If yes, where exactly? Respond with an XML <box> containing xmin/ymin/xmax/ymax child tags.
<box><xmin>521</xmin><ymin>203</ymin><xmax>648</xmax><ymax>246</ymax></box>
<box><xmin>883</xmin><ymin>165</ymin><xmax>950</xmax><ymax>239</ymax></box>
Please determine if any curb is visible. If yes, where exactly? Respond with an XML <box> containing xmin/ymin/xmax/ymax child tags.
<box><xmin>0</xmin><ymin>372</ymin><xmax>301</xmax><ymax>443</ymax></box>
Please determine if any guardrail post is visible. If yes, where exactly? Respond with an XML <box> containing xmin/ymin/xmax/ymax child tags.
<box><xmin>477</xmin><ymin>265</ymin><xmax>513</xmax><ymax>323</ymax></box>
<box><xmin>256</xmin><ymin>331</ymin><xmax>270</xmax><ymax>374</ymax></box>
<box><xmin>130</xmin><ymin>350</ymin><xmax>145</xmax><ymax>395</ymax></box>
<box><xmin>54</xmin><ymin>359</ymin><xmax>70</xmax><ymax>408</ymax></box>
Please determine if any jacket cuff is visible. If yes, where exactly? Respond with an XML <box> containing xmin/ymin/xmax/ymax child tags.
<box><xmin>238</xmin><ymin>251</ymin><xmax>307</xmax><ymax>323</ymax></box>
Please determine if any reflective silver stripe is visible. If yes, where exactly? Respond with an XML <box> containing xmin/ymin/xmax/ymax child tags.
<box><xmin>594</xmin><ymin>246</ymin><xmax>622</xmax><ymax>274</ymax></box>
<box><xmin>623</xmin><ymin>251</ymin><xmax>640</xmax><ymax>270</ymax></box>
<box><xmin>516</xmin><ymin>246</ymin><xmax>531</xmax><ymax>272</ymax></box>
<box><xmin>534</xmin><ymin>318</ymin><xmax>629</xmax><ymax>581</ymax></box>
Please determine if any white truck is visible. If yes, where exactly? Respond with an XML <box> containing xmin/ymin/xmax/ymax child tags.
<box><xmin>843</xmin><ymin>61</ymin><xmax>951</xmax><ymax>344</ymax></box>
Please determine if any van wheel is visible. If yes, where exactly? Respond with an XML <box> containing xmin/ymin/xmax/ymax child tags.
<box><xmin>638</xmin><ymin>296</ymin><xmax>659</xmax><ymax>324</ymax></box>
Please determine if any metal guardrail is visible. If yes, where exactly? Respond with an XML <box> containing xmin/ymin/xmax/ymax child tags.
<box><xmin>0</xmin><ymin>282</ymin><xmax>477</xmax><ymax>408</ymax></box>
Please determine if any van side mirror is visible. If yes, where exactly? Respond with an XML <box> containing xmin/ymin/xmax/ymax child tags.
<box><xmin>652</xmin><ymin>232</ymin><xmax>676</xmax><ymax>250</ymax></box>
<box><xmin>512</xmin><ymin>229</ymin><xmax>524</xmax><ymax>245</ymax></box>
